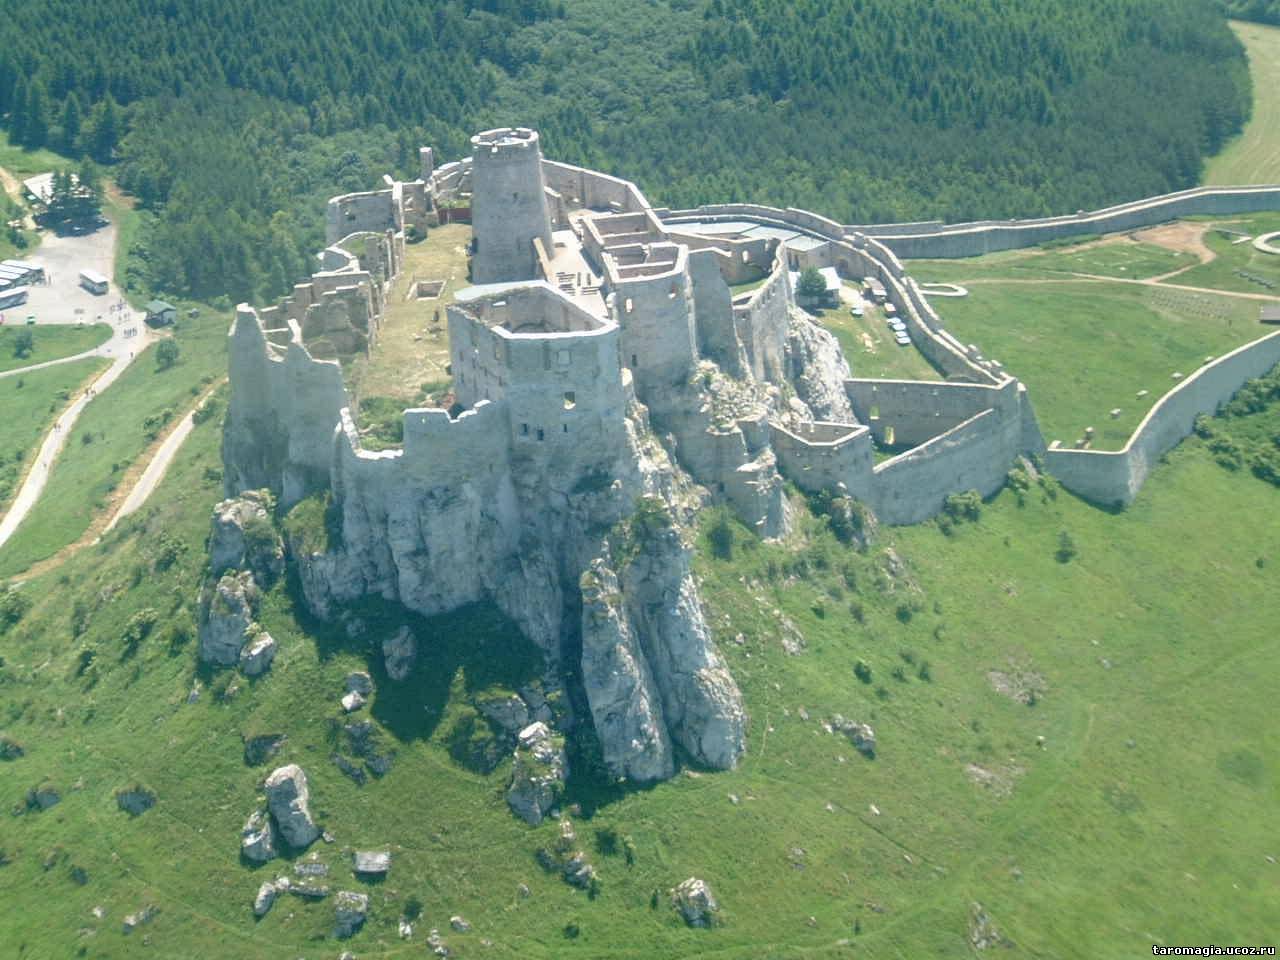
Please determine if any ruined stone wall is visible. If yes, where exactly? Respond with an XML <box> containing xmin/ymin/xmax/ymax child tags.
<box><xmin>770</xmin><ymin>421</ymin><xmax>874</xmax><ymax>493</ymax></box>
<box><xmin>325</xmin><ymin>189</ymin><xmax>400</xmax><ymax>245</ymax></box>
<box><xmin>542</xmin><ymin>160</ymin><xmax>652</xmax><ymax>213</ymax></box>
<box><xmin>611</xmin><ymin>251</ymin><xmax>699</xmax><ymax>400</ymax></box>
<box><xmin>1045</xmin><ymin>332</ymin><xmax>1280</xmax><ymax>506</ymax></box>
<box><xmin>734</xmin><ymin>247</ymin><xmax>792</xmax><ymax>383</ymax></box>
<box><xmin>847</xmin><ymin>378</ymin><xmax>1017</xmax><ymax>447</ymax></box>
<box><xmin>686</xmin><ymin>247</ymin><xmax>745</xmax><ymax>376</ymax></box>
<box><xmin>223</xmin><ymin>306</ymin><xmax>351</xmax><ymax>508</ymax></box>
<box><xmin>869</xmin><ymin>185</ymin><xmax>1280</xmax><ymax>259</ymax></box>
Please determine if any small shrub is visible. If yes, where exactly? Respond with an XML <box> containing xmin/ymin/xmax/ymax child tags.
<box><xmin>891</xmin><ymin>665</ymin><xmax>908</xmax><ymax>682</ymax></box>
<box><xmin>708</xmin><ymin>510</ymin><xmax>734</xmax><ymax>561</ymax></box>
<box><xmin>854</xmin><ymin>659</ymin><xmax>872</xmax><ymax>684</ymax></box>
<box><xmin>874</xmin><ymin>685</ymin><xmax>891</xmax><ymax>701</ymax></box>
<box><xmin>0</xmin><ymin>587</ymin><xmax>31</xmax><ymax>632</ymax></box>
<box><xmin>848</xmin><ymin>600</ymin><xmax>865</xmax><ymax>623</ymax></box>
<box><xmin>564</xmin><ymin>921</ymin><xmax>581</xmax><ymax>939</ymax></box>
<box><xmin>1055</xmin><ymin>530</ymin><xmax>1078</xmax><ymax>564</ymax></box>
<box><xmin>155</xmin><ymin>339</ymin><xmax>180</xmax><ymax>370</ymax></box>
<box><xmin>595</xmin><ymin>828</ymin><xmax>619</xmax><ymax>857</ymax></box>
<box><xmin>622</xmin><ymin>835</ymin><xmax>636</xmax><ymax>866</ymax></box>
<box><xmin>943</xmin><ymin>490</ymin><xmax>982</xmax><ymax>524</ymax></box>
<box><xmin>895</xmin><ymin>603</ymin><xmax>914</xmax><ymax>624</ymax></box>
<box><xmin>917</xmin><ymin>661</ymin><xmax>933</xmax><ymax>682</ymax></box>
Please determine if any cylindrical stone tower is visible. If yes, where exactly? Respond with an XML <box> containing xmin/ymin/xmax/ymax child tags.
<box><xmin>469</xmin><ymin>127</ymin><xmax>554</xmax><ymax>284</ymax></box>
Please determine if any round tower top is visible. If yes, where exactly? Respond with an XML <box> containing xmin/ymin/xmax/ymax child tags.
<box><xmin>471</xmin><ymin>127</ymin><xmax>542</xmax><ymax>160</ymax></box>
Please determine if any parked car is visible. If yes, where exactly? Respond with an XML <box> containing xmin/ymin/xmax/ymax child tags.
<box><xmin>850</xmin><ymin>303</ymin><xmax>864</xmax><ymax>317</ymax></box>
<box><xmin>895</xmin><ymin>332</ymin><xmax>911</xmax><ymax>346</ymax></box>
<box><xmin>889</xmin><ymin>320</ymin><xmax>907</xmax><ymax>332</ymax></box>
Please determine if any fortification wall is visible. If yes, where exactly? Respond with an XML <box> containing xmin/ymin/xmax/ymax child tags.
<box><xmin>325</xmin><ymin>189</ymin><xmax>400</xmax><ymax>245</ymax></box>
<box><xmin>1045</xmin><ymin>331</ymin><xmax>1280</xmax><ymax>505</ymax></box>
<box><xmin>611</xmin><ymin>253</ymin><xmax>699</xmax><ymax>398</ymax></box>
<box><xmin>847</xmin><ymin>378</ymin><xmax>1015</xmax><ymax>446</ymax></box>
<box><xmin>869</xmin><ymin>185</ymin><xmax>1280</xmax><ymax>259</ymax></box>
<box><xmin>770</xmin><ymin>421</ymin><xmax>873</xmax><ymax>493</ymax></box>
<box><xmin>870</xmin><ymin>408</ymin><xmax>1015</xmax><ymax>524</ymax></box>
<box><xmin>734</xmin><ymin>247</ymin><xmax>792</xmax><ymax>383</ymax></box>
<box><xmin>224</xmin><ymin>305</ymin><xmax>351</xmax><ymax>507</ymax></box>
<box><xmin>542</xmin><ymin>160</ymin><xmax>651</xmax><ymax>214</ymax></box>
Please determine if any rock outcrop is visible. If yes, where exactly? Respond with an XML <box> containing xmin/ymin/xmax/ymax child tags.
<box><xmin>784</xmin><ymin>307</ymin><xmax>855</xmax><ymax>424</ymax></box>
<box><xmin>506</xmin><ymin>722</ymin><xmax>567</xmax><ymax>825</ymax></box>
<box><xmin>241</xmin><ymin>809</ymin><xmax>277</xmax><ymax>862</ymax></box>
<box><xmin>382</xmin><ymin>626</ymin><xmax>417</xmax><ymax>680</ymax></box>
<box><xmin>264</xmin><ymin>764</ymin><xmax>320</xmax><ymax>849</ymax></box>
<box><xmin>672</xmin><ymin>877</ymin><xmax>720</xmax><ymax>927</ymax></box>
<box><xmin>115</xmin><ymin>785</ymin><xmax>156</xmax><ymax>817</ymax></box>
<box><xmin>239</xmin><ymin>630</ymin><xmax>277</xmax><ymax>676</ymax></box>
<box><xmin>209</xmin><ymin>490</ymin><xmax>284</xmax><ymax>587</ymax></box>
<box><xmin>334</xmin><ymin>890</ymin><xmax>369</xmax><ymax>938</ymax></box>
<box><xmin>199</xmin><ymin>571</ymin><xmax>260</xmax><ymax>666</ymax></box>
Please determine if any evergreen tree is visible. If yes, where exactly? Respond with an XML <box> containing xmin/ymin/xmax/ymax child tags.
<box><xmin>22</xmin><ymin>80</ymin><xmax>49</xmax><ymax>148</ymax></box>
<box><xmin>59</xmin><ymin>91</ymin><xmax>82</xmax><ymax>154</ymax></box>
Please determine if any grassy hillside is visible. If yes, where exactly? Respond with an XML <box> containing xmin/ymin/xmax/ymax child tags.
<box><xmin>2</xmin><ymin>365</ymin><xmax>1278</xmax><ymax>958</ymax></box>
<box><xmin>1204</xmin><ymin>21</ymin><xmax>1280</xmax><ymax>185</ymax></box>
<box><xmin>0</xmin><ymin>324</ymin><xmax>111</xmax><ymax>374</ymax></box>
<box><xmin>0</xmin><ymin>356</ymin><xmax>108</xmax><ymax>509</ymax></box>
<box><xmin>0</xmin><ymin>313</ymin><xmax>228</xmax><ymax>575</ymax></box>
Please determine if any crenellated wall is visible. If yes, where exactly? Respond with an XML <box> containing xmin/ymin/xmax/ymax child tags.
<box><xmin>1045</xmin><ymin>332</ymin><xmax>1280</xmax><ymax>506</ymax></box>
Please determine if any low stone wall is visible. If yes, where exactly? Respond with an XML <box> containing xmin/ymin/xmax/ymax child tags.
<box><xmin>847</xmin><ymin>378</ymin><xmax>1014</xmax><ymax>447</ymax></box>
<box><xmin>325</xmin><ymin>190</ymin><xmax>400</xmax><ymax>245</ymax></box>
<box><xmin>770</xmin><ymin>421</ymin><xmax>872</xmax><ymax>492</ymax></box>
<box><xmin>868</xmin><ymin>185</ymin><xmax>1280</xmax><ymax>260</ymax></box>
<box><xmin>542</xmin><ymin>160</ymin><xmax>651</xmax><ymax>214</ymax></box>
<box><xmin>1046</xmin><ymin>331</ymin><xmax>1280</xmax><ymax>506</ymax></box>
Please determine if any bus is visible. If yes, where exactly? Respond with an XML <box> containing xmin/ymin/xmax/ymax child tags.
<box><xmin>0</xmin><ymin>286</ymin><xmax>29</xmax><ymax>310</ymax></box>
<box><xmin>79</xmin><ymin>269</ymin><xmax>109</xmax><ymax>295</ymax></box>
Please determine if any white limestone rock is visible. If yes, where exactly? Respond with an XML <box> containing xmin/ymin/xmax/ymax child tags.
<box><xmin>239</xmin><ymin>630</ymin><xmax>277</xmax><ymax>676</ymax></box>
<box><xmin>831</xmin><ymin>715</ymin><xmax>876</xmax><ymax>758</ymax></box>
<box><xmin>353</xmin><ymin>850</ymin><xmax>390</xmax><ymax>876</ymax></box>
<box><xmin>209</xmin><ymin>490</ymin><xmax>284</xmax><ymax>586</ymax></box>
<box><xmin>620</xmin><ymin>525</ymin><xmax>746</xmax><ymax>771</ymax></box>
<box><xmin>334</xmin><ymin>890</ymin><xmax>369</xmax><ymax>938</ymax></box>
<box><xmin>382</xmin><ymin>625</ymin><xmax>417</xmax><ymax>681</ymax></box>
<box><xmin>264</xmin><ymin>764</ymin><xmax>320</xmax><ymax>849</ymax></box>
<box><xmin>253</xmin><ymin>879</ymin><xmax>284</xmax><ymax>918</ymax></box>
<box><xmin>785</xmin><ymin>307</ymin><xmax>855</xmax><ymax>423</ymax></box>
<box><xmin>240</xmin><ymin>808</ymin><xmax>277</xmax><ymax>862</ymax></box>
<box><xmin>341</xmin><ymin>690</ymin><xmax>366</xmax><ymax>713</ymax></box>
<box><xmin>199</xmin><ymin>570</ymin><xmax>260</xmax><ymax>666</ymax></box>
<box><xmin>672</xmin><ymin>877</ymin><xmax>720</xmax><ymax>927</ymax></box>
<box><xmin>579</xmin><ymin>560</ymin><xmax>673</xmax><ymax>782</ymax></box>
<box><xmin>506</xmin><ymin>722</ymin><xmax>567</xmax><ymax>825</ymax></box>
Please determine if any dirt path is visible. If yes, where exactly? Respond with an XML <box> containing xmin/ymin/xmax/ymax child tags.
<box><xmin>957</xmin><ymin>272</ymin><xmax>1279</xmax><ymax>303</ymax></box>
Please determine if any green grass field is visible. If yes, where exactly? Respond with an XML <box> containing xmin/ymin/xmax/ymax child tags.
<box><xmin>0</xmin><ymin>314</ymin><xmax>228</xmax><ymax>575</ymax></box>
<box><xmin>0</xmin><ymin>323</ymin><xmax>111</xmax><ymax>373</ymax></box>
<box><xmin>1204</xmin><ymin>21</ymin><xmax>1280</xmax><ymax>186</ymax></box>
<box><xmin>1</xmin><ymin>379</ymin><xmax>1278</xmax><ymax>958</ymax></box>
<box><xmin>908</xmin><ymin>244</ymin><xmax>1272</xmax><ymax>448</ymax></box>
<box><xmin>0</xmin><ymin>356</ymin><xmax>108</xmax><ymax>509</ymax></box>
<box><xmin>1028</xmin><ymin>240</ymin><xmax>1197</xmax><ymax>280</ymax></box>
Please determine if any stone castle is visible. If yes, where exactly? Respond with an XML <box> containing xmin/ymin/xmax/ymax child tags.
<box><xmin>220</xmin><ymin>127</ymin><xmax>1280</xmax><ymax>787</ymax></box>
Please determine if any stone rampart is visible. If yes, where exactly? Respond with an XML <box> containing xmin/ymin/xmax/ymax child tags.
<box><xmin>770</xmin><ymin>421</ymin><xmax>873</xmax><ymax>492</ymax></box>
<box><xmin>542</xmin><ymin>160</ymin><xmax>652</xmax><ymax>214</ymax></box>
<box><xmin>868</xmin><ymin>185</ymin><xmax>1280</xmax><ymax>259</ymax></box>
<box><xmin>847</xmin><ymin>378</ymin><xmax>1016</xmax><ymax>446</ymax></box>
<box><xmin>1045</xmin><ymin>331</ymin><xmax>1280</xmax><ymax>506</ymax></box>
<box><xmin>733</xmin><ymin>246</ymin><xmax>792</xmax><ymax>383</ymax></box>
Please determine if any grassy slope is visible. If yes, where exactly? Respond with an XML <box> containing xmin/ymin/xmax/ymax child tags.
<box><xmin>0</xmin><ymin>324</ymin><xmax>111</xmax><ymax>373</ymax></box>
<box><xmin>824</xmin><ymin>290</ymin><xmax>943</xmax><ymax>381</ymax></box>
<box><xmin>0</xmin><ymin>356</ymin><xmax>108</xmax><ymax>508</ymax></box>
<box><xmin>2</xmin><ymin>390</ymin><xmax>1278</xmax><ymax>958</ymax></box>
<box><xmin>0</xmin><ymin>313</ymin><xmax>228</xmax><ymax>575</ymax></box>
<box><xmin>1204</xmin><ymin>21</ymin><xmax>1280</xmax><ymax>186</ymax></box>
<box><xmin>1176</xmin><ymin>212</ymin><xmax>1280</xmax><ymax>295</ymax></box>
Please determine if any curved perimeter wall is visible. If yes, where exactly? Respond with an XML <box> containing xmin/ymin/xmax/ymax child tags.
<box><xmin>865</xmin><ymin>185</ymin><xmax>1280</xmax><ymax>260</ymax></box>
<box><xmin>1045</xmin><ymin>331</ymin><xmax>1280</xmax><ymax>506</ymax></box>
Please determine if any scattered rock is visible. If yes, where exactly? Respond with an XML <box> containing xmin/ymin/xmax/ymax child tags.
<box><xmin>563</xmin><ymin>852</ymin><xmax>597</xmax><ymax>889</ymax></box>
<box><xmin>289</xmin><ymin>882</ymin><xmax>330</xmax><ymax>900</ymax></box>
<box><xmin>294</xmin><ymin>856</ymin><xmax>329</xmax><ymax>879</ymax></box>
<box><xmin>0</xmin><ymin>735</ymin><xmax>24</xmax><ymax>760</ymax></box>
<box><xmin>450</xmin><ymin>915</ymin><xmax>472</xmax><ymax>933</ymax></box>
<box><xmin>344</xmin><ymin>672</ymin><xmax>373</xmax><ymax>696</ymax></box>
<box><xmin>341</xmin><ymin>691</ymin><xmax>367</xmax><ymax>713</ymax></box>
<box><xmin>779</xmin><ymin>614</ymin><xmax>806</xmax><ymax>655</ymax></box>
<box><xmin>239</xmin><ymin>631</ymin><xmax>277</xmax><ymax>676</ymax></box>
<box><xmin>382</xmin><ymin>626</ymin><xmax>417</xmax><ymax>681</ymax></box>
<box><xmin>671</xmin><ymin>877</ymin><xmax>720</xmax><ymax>928</ymax></box>
<box><xmin>987</xmin><ymin>661</ymin><xmax>1047</xmax><ymax>705</ymax></box>
<box><xmin>26</xmin><ymin>782</ymin><xmax>60</xmax><ymax>811</ymax></box>
<box><xmin>243</xmin><ymin>733</ymin><xmax>287</xmax><ymax>767</ymax></box>
<box><xmin>240</xmin><ymin>809</ymin><xmax>277</xmax><ymax>863</ymax></box>
<box><xmin>121</xmin><ymin>905</ymin><xmax>157</xmax><ymax>934</ymax></box>
<box><xmin>830</xmin><ymin>715</ymin><xmax>876</xmax><ymax>758</ymax></box>
<box><xmin>399</xmin><ymin>918</ymin><xmax>414</xmax><ymax>938</ymax></box>
<box><xmin>333</xmin><ymin>753</ymin><xmax>367</xmax><ymax>786</ymax></box>
<box><xmin>353</xmin><ymin>850</ymin><xmax>390</xmax><ymax>876</ymax></box>
<box><xmin>334</xmin><ymin>891</ymin><xmax>369</xmax><ymax>938</ymax></box>
<box><xmin>115</xmin><ymin>785</ymin><xmax>156</xmax><ymax>817</ymax></box>
<box><xmin>264</xmin><ymin>764</ymin><xmax>320</xmax><ymax>849</ymax></box>
<box><xmin>506</xmin><ymin>722</ymin><xmax>568</xmax><ymax>825</ymax></box>
<box><xmin>969</xmin><ymin>901</ymin><xmax>1002</xmax><ymax>950</ymax></box>
<box><xmin>426</xmin><ymin>927</ymin><xmax>449</xmax><ymax>957</ymax></box>
<box><xmin>253</xmin><ymin>879</ymin><xmax>284</xmax><ymax>918</ymax></box>
<box><xmin>517</xmin><ymin>883</ymin><xmax>531</xmax><ymax>899</ymax></box>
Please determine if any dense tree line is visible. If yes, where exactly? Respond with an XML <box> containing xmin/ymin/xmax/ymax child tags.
<box><xmin>0</xmin><ymin>0</ymin><xmax>1252</xmax><ymax>306</ymax></box>
<box><xmin>1223</xmin><ymin>0</ymin><xmax>1280</xmax><ymax>25</ymax></box>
